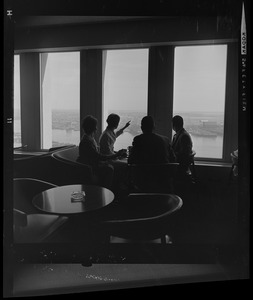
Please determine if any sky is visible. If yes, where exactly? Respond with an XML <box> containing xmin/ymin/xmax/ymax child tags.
<box><xmin>103</xmin><ymin>49</ymin><xmax>149</xmax><ymax>112</ymax></box>
<box><xmin>173</xmin><ymin>45</ymin><xmax>227</xmax><ymax>112</ymax></box>
<box><xmin>14</xmin><ymin>55</ymin><xmax>20</xmax><ymax>109</ymax></box>
<box><xmin>42</xmin><ymin>52</ymin><xmax>80</xmax><ymax>110</ymax></box>
<box><xmin>14</xmin><ymin>45</ymin><xmax>227</xmax><ymax>114</ymax></box>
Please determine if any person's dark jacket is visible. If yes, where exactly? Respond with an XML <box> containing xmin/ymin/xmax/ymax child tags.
<box><xmin>128</xmin><ymin>132</ymin><xmax>176</xmax><ymax>165</ymax></box>
<box><xmin>171</xmin><ymin>128</ymin><xmax>193</xmax><ymax>164</ymax></box>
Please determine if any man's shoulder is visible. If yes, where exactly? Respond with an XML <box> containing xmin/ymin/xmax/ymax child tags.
<box><xmin>156</xmin><ymin>133</ymin><xmax>170</xmax><ymax>143</ymax></box>
<box><xmin>100</xmin><ymin>129</ymin><xmax>113</xmax><ymax>140</ymax></box>
<box><xmin>181</xmin><ymin>128</ymin><xmax>190</xmax><ymax>134</ymax></box>
<box><xmin>134</xmin><ymin>133</ymin><xmax>169</xmax><ymax>145</ymax></box>
<box><xmin>135</xmin><ymin>133</ymin><xmax>159</xmax><ymax>141</ymax></box>
<box><xmin>181</xmin><ymin>129</ymin><xmax>192</xmax><ymax>139</ymax></box>
<box><xmin>156</xmin><ymin>133</ymin><xmax>168</xmax><ymax>139</ymax></box>
<box><xmin>133</xmin><ymin>133</ymin><xmax>143</xmax><ymax>141</ymax></box>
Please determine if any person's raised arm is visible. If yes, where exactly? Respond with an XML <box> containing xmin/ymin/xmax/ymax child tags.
<box><xmin>116</xmin><ymin>120</ymin><xmax>131</xmax><ymax>137</ymax></box>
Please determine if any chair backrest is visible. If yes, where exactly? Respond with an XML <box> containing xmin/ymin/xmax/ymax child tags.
<box><xmin>103</xmin><ymin>193</ymin><xmax>183</xmax><ymax>241</ymax></box>
<box><xmin>48</xmin><ymin>144</ymin><xmax>76</xmax><ymax>153</ymax></box>
<box><xmin>52</xmin><ymin>146</ymin><xmax>94</xmax><ymax>185</ymax></box>
<box><xmin>13</xmin><ymin>178</ymin><xmax>57</xmax><ymax>214</ymax></box>
<box><xmin>13</xmin><ymin>208</ymin><xmax>69</xmax><ymax>243</ymax></box>
<box><xmin>128</xmin><ymin>163</ymin><xmax>179</xmax><ymax>193</ymax></box>
<box><xmin>52</xmin><ymin>145</ymin><xmax>79</xmax><ymax>161</ymax></box>
<box><xmin>14</xmin><ymin>152</ymin><xmax>50</xmax><ymax>178</ymax></box>
<box><xmin>14</xmin><ymin>146</ymin><xmax>94</xmax><ymax>186</ymax></box>
<box><xmin>13</xmin><ymin>208</ymin><xmax>28</xmax><ymax>227</ymax></box>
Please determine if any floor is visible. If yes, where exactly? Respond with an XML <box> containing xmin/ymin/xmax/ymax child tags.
<box><xmin>6</xmin><ymin>176</ymin><xmax>249</xmax><ymax>297</ymax></box>
<box><xmin>11</xmin><ymin>263</ymin><xmax>232</xmax><ymax>297</ymax></box>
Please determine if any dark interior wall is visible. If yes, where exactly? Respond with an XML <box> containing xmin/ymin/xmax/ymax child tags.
<box><xmin>195</xmin><ymin>164</ymin><xmax>231</xmax><ymax>183</ymax></box>
<box><xmin>223</xmin><ymin>42</ymin><xmax>239</xmax><ymax>160</ymax></box>
<box><xmin>14</xmin><ymin>17</ymin><xmax>239</xmax><ymax>53</ymax></box>
<box><xmin>80</xmin><ymin>50</ymin><xmax>103</xmax><ymax>139</ymax></box>
<box><xmin>148</xmin><ymin>46</ymin><xmax>174</xmax><ymax>139</ymax></box>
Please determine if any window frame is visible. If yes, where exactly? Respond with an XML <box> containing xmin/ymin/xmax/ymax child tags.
<box><xmin>15</xmin><ymin>41</ymin><xmax>238</xmax><ymax>163</ymax></box>
<box><xmin>39</xmin><ymin>51</ymin><xmax>81</xmax><ymax>149</ymax></box>
<box><xmin>172</xmin><ymin>44</ymin><xmax>228</xmax><ymax>161</ymax></box>
<box><xmin>13</xmin><ymin>54</ymin><xmax>22</xmax><ymax>149</ymax></box>
<box><xmin>101</xmin><ymin>48</ymin><xmax>150</xmax><ymax>150</ymax></box>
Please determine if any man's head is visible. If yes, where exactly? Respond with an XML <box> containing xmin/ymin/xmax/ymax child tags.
<box><xmin>141</xmin><ymin>116</ymin><xmax>155</xmax><ymax>133</ymax></box>
<box><xmin>172</xmin><ymin>115</ymin><xmax>184</xmax><ymax>132</ymax></box>
<box><xmin>81</xmin><ymin>115</ymin><xmax>98</xmax><ymax>135</ymax></box>
<box><xmin>106</xmin><ymin>113</ymin><xmax>120</xmax><ymax>129</ymax></box>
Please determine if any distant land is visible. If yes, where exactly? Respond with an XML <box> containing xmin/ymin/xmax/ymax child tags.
<box><xmin>14</xmin><ymin>108</ymin><xmax>225</xmax><ymax>138</ymax></box>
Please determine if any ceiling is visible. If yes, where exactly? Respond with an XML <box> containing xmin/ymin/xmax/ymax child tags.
<box><xmin>14</xmin><ymin>16</ymin><xmax>162</xmax><ymax>28</ymax></box>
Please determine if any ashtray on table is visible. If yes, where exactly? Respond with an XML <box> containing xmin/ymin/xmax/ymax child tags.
<box><xmin>71</xmin><ymin>191</ymin><xmax>86</xmax><ymax>202</ymax></box>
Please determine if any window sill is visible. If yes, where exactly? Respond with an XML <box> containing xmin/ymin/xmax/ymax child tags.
<box><xmin>14</xmin><ymin>150</ymin><xmax>48</xmax><ymax>159</ymax></box>
<box><xmin>195</xmin><ymin>161</ymin><xmax>232</xmax><ymax>168</ymax></box>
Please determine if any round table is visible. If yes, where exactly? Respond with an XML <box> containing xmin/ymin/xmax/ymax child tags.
<box><xmin>32</xmin><ymin>184</ymin><xmax>114</xmax><ymax>215</ymax></box>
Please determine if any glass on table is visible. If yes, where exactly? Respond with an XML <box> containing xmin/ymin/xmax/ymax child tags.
<box><xmin>127</xmin><ymin>146</ymin><xmax>133</xmax><ymax>157</ymax></box>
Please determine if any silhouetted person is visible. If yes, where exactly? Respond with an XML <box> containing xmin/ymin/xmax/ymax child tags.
<box><xmin>171</xmin><ymin>115</ymin><xmax>194</xmax><ymax>175</ymax></box>
<box><xmin>128</xmin><ymin>116</ymin><xmax>176</xmax><ymax>193</ymax></box>
<box><xmin>99</xmin><ymin>114</ymin><xmax>131</xmax><ymax>193</ymax></box>
<box><xmin>128</xmin><ymin>116</ymin><xmax>175</xmax><ymax>164</ymax></box>
<box><xmin>99</xmin><ymin>113</ymin><xmax>130</xmax><ymax>156</ymax></box>
<box><xmin>77</xmin><ymin>115</ymin><xmax>125</xmax><ymax>189</ymax></box>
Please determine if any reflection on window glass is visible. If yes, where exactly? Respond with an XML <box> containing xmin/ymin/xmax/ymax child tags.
<box><xmin>14</xmin><ymin>55</ymin><xmax>21</xmax><ymax>148</ymax></box>
<box><xmin>173</xmin><ymin>45</ymin><xmax>227</xmax><ymax>159</ymax></box>
<box><xmin>41</xmin><ymin>52</ymin><xmax>80</xmax><ymax>149</ymax></box>
<box><xmin>103</xmin><ymin>49</ymin><xmax>149</xmax><ymax>150</ymax></box>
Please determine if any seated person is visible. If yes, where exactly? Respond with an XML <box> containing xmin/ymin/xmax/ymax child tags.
<box><xmin>77</xmin><ymin>115</ymin><xmax>125</xmax><ymax>189</ymax></box>
<box><xmin>128</xmin><ymin>116</ymin><xmax>175</xmax><ymax>165</ymax></box>
<box><xmin>128</xmin><ymin>116</ymin><xmax>176</xmax><ymax>192</ymax></box>
<box><xmin>171</xmin><ymin>115</ymin><xmax>194</xmax><ymax>175</ymax></box>
<box><xmin>99</xmin><ymin>114</ymin><xmax>131</xmax><ymax>191</ymax></box>
<box><xmin>99</xmin><ymin>113</ymin><xmax>130</xmax><ymax>156</ymax></box>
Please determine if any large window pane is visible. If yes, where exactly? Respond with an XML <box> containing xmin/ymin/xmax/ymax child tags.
<box><xmin>14</xmin><ymin>55</ymin><xmax>21</xmax><ymax>148</ymax></box>
<box><xmin>41</xmin><ymin>52</ymin><xmax>80</xmax><ymax>149</ymax></box>
<box><xmin>173</xmin><ymin>45</ymin><xmax>227</xmax><ymax>159</ymax></box>
<box><xmin>103</xmin><ymin>49</ymin><xmax>149</xmax><ymax>150</ymax></box>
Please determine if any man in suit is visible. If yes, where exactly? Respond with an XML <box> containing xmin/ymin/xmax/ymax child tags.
<box><xmin>128</xmin><ymin>116</ymin><xmax>176</xmax><ymax>192</ymax></box>
<box><xmin>128</xmin><ymin>116</ymin><xmax>175</xmax><ymax>164</ymax></box>
<box><xmin>171</xmin><ymin>115</ymin><xmax>194</xmax><ymax>175</ymax></box>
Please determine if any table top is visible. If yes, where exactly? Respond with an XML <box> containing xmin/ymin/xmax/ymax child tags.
<box><xmin>32</xmin><ymin>184</ymin><xmax>114</xmax><ymax>215</ymax></box>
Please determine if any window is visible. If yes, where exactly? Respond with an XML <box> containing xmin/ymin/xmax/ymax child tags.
<box><xmin>40</xmin><ymin>52</ymin><xmax>80</xmax><ymax>149</ymax></box>
<box><xmin>102</xmin><ymin>49</ymin><xmax>149</xmax><ymax>150</ymax></box>
<box><xmin>14</xmin><ymin>55</ymin><xmax>21</xmax><ymax>148</ymax></box>
<box><xmin>173</xmin><ymin>45</ymin><xmax>227</xmax><ymax>159</ymax></box>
